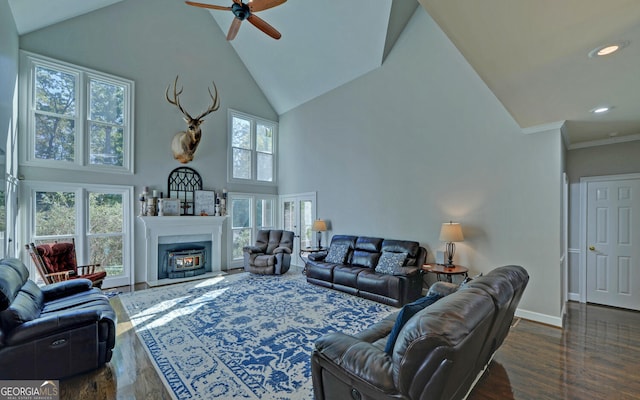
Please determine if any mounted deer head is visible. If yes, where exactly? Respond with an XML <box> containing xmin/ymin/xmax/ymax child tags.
<box><xmin>165</xmin><ymin>76</ymin><xmax>220</xmax><ymax>163</ymax></box>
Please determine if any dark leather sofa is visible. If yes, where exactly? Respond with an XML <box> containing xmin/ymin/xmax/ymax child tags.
<box><xmin>305</xmin><ymin>235</ymin><xmax>427</xmax><ymax>307</ymax></box>
<box><xmin>311</xmin><ymin>265</ymin><xmax>529</xmax><ymax>400</ymax></box>
<box><xmin>0</xmin><ymin>258</ymin><xmax>116</xmax><ymax>379</ymax></box>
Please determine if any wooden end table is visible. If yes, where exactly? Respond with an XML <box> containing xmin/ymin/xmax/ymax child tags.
<box><xmin>422</xmin><ymin>264</ymin><xmax>469</xmax><ymax>283</ymax></box>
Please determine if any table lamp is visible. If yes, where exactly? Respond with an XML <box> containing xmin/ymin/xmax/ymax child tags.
<box><xmin>439</xmin><ymin>221</ymin><xmax>464</xmax><ymax>267</ymax></box>
<box><xmin>312</xmin><ymin>219</ymin><xmax>327</xmax><ymax>249</ymax></box>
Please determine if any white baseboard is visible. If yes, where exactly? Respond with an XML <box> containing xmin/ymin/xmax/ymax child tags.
<box><xmin>515</xmin><ymin>308</ymin><xmax>563</xmax><ymax>328</ymax></box>
<box><xmin>568</xmin><ymin>292</ymin><xmax>580</xmax><ymax>302</ymax></box>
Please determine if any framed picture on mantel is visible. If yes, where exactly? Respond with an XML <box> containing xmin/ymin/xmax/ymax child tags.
<box><xmin>194</xmin><ymin>190</ymin><xmax>216</xmax><ymax>216</ymax></box>
<box><xmin>160</xmin><ymin>198</ymin><xmax>180</xmax><ymax>216</ymax></box>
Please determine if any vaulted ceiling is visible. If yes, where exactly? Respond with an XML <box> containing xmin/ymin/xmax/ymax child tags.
<box><xmin>9</xmin><ymin>0</ymin><xmax>640</xmax><ymax>147</ymax></box>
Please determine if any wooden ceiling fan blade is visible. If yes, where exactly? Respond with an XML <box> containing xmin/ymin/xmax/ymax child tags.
<box><xmin>185</xmin><ymin>1</ymin><xmax>232</xmax><ymax>11</ymax></box>
<box><xmin>247</xmin><ymin>14</ymin><xmax>281</xmax><ymax>39</ymax></box>
<box><xmin>248</xmin><ymin>0</ymin><xmax>287</xmax><ymax>12</ymax></box>
<box><xmin>227</xmin><ymin>17</ymin><xmax>243</xmax><ymax>40</ymax></box>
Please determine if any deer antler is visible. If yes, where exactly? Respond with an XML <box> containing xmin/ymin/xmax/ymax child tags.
<box><xmin>194</xmin><ymin>82</ymin><xmax>220</xmax><ymax>121</ymax></box>
<box><xmin>165</xmin><ymin>75</ymin><xmax>193</xmax><ymax>120</ymax></box>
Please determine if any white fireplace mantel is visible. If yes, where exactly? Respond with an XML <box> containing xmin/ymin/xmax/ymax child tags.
<box><xmin>139</xmin><ymin>216</ymin><xmax>227</xmax><ymax>285</ymax></box>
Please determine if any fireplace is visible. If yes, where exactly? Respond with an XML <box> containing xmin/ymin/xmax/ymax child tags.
<box><xmin>139</xmin><ymin>216</ymin><xmax>226</xmax><ymax>286</ymax></box>
<box><xmin>159</xmin><ymin>242</ymin><xmax>211</xmax><ymax>279</ymax></box>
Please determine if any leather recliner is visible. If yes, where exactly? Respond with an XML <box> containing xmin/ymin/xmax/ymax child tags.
<box><xmin>243</xmin><ymin>230</ymin><xmax>294</xmax><ymax>275</ymax></box>
<box><xmin>0</xmin><ymin>258</ymin><xmax>116</xmax><ymax>379</ymax></box>
<box><xmin>311</xmin><ymin>265</ymin><xmax>529</xmax><ymax>400</ymax></box>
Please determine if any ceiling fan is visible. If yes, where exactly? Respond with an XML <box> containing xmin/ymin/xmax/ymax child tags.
<box><xmin>185</xmin><ymin>0</ymin><xmax>287</xmax><ymax>41</ymax></box>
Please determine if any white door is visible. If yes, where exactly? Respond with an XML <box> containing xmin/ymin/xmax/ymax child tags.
<box><xmin>586</xmin><ymin>177</ymin><xmax>640</xmax><ymax>310</ymax></box>
<box><xmin>281</xmin><ymin>193</ymin><xmax>316</xmax><ymax>267</ymax></box>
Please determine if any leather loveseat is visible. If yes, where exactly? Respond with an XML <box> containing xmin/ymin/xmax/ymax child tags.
<box><xmin>0</xmin><ymin>258</ymin><xmax>116</xmax><ymax>379</ymax></box>
<box><xmin>305</xmin><ymin>235</ymin><xmax>427</xmax><ymax>307</ymax></box>
<box><xmin>311</xmin><ymin>265</ymin><xmax>529</xmax><ymax>400</ymax></box>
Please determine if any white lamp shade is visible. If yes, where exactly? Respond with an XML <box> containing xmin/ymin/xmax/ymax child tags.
<box><xmin>439</xmin><ymin>222</ymin><xmax>464</xmax><ymax>242</ymax></box>
<box><xmin>312</xmin><ymin>220</ymin><xmax>327</xmax><ymax>232</ymax></box>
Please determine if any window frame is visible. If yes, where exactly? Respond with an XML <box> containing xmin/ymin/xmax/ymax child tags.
<box><xmin>227</xmin><ymin>109</ymin><xmax>277</xmax><ymax>186</ymax></box>
<box><xmin>226</xmin><ymin>192</ymin><xmax>278</xmax><ymax>268</ymax></box>
<box><xmin>21</xmin><ymin>180</ymin><xmax>134</xmax><ymax>288</ymax></box>
<box><xmin>19</xmin><ymin>51</ymin><xmax>135</xmax><ymax>174</ymax></box>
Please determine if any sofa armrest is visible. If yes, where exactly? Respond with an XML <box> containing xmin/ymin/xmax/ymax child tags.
<box><xmin>242</xmin><ymin>246</ymin><xmax>265</xmax><ymax>254</ymax></box>
<box><xmin>314</xmin><ymin>332</ymin><xmax>395</xmax><ymax>392</ymax></box>
<box><xmin>308</xmin><ymin>252</ymin><xmax>327</xmax><ymax>261</ymax></box>
<box><xmin>41</xmin><ymin>278</ymin><xmax>93</xmax><ymax>302</ymax></box>
<box><xmin>273</xmin><ymin>246</ymin><xmax>292</xmax><ymax>254</ymax></box>
<box><xmin>393</xmin><ymin>266</ymin><xmax>419</xmax><ymax>277</ymax></box>
<box><xmin>4</xmin><ymin>307</ymin><xmax>114</xmax><ymax>346</ymax></box>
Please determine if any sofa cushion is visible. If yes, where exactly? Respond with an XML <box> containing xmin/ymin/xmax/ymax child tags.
<box><xmin>0</xmin><ymin>291</ymin><xmax>42</xmax><ymax>332</ymax></box>
<box><xmin>357</xmin><ymin>270</ymin><xmax>402</xmax><ymax>298</ymax></box>
<box><xmin>384</xmin><ymin>292</ymin><xmax>443</xmax><ymax>354</ymax></box>
<box><xmin>325</xmin><ymin>243</ymin><xmax>349</xmax><ymax>264</ymax></box>
<box><xmin>333</xmin><ymin>265</ymin><xmax>367</xmax><ymax>288</ymax></box>
<box><xmin>375</xmin><ymin>251</ymin><xmax>408</xmax><ymax>275</ymax></box>
<box><xmin>351</xmin><ymin>250</ymin><xmax>381</xmax><ymax>268</ymax></box>
<box><xmin>355</xmin><ymin>237</ymin><xmax>383</xmax><ymax>252</ymax></box>
<box><xmin>253</xmin><ymin>254</ymin><xmax>276</xmax><ymax>267</ymax></box>
<box><xmin>0</xmin><ymin>261</ymin><xmax>27</xmax><ymax>310</ymax></box>
<box><xmin>36</xmin><ymin>242</ymin><xmax>77</xmax><ymax>274</ymax></box>
<box><xmin>381</xmin><ymin>240</ymin><xmax>420</xmax><ymax>266</ymax></box>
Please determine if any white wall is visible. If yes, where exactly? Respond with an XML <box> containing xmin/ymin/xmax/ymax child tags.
<box><xmin>279</xmin><ymin>8</ymin><xmax>563</xmax><ymax>322</ymax></box>
<box><xmin>566</xmin><ymin>140</ymin><xmax>640</xmax><ymax>296</ymax></box>
<box><xmin>17</xmin><ymin>0</ymin><xmax>278</xmax><ymax>282</ymax></box>
<box><xmin>0</xmin><ymin>0</ymin><xmax>19</xmax><ymax>257</ymax></box>
<box><xmin>0</xmin><ymin>0</ymin><xmax>18</xmax><ymax>155</ymax></box>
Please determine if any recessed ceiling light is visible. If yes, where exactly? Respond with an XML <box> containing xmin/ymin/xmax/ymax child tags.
<box><xmin>590</xmin><ymin>106</ymin><xmax>613</xmax><ymax>114</ymax></box>
<box><xmin>588</xmin><ymin>41</ymin><xmax>630</xmax><ymax>58</ymax></box>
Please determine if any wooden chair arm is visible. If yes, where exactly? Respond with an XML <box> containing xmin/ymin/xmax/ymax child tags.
<box><xmin>77</xmin><ymin>263</ymin><xmax>103</xmax><ymax>275</ymax></box>
<box><xmin>45</xmin><ymin>271</ymin><xmax>71</xmax><ymax>283</ymax></box>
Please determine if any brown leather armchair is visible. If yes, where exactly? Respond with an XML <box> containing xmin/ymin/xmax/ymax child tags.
<box><xmin>243</xmin><ymin>230</ymin><xmax>294</xmax><ymax>275</ymax></box>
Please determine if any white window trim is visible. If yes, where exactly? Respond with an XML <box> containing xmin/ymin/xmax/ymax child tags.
<box><xmin>227</xmin><ymin>109</ymin><xmax>277</xmax><ymax>186</ymax></box>
<box><xmin>19</xmin><ymin>51</ymin><xmax>135</xmax><ymax>174</ymax></box>
<box><xmin>21</xmin><ymin>180</ymin><xmax>134</xmax><ymax>288</ymax></box>
<box><xmin>226</xmin><ymin>192</ymin><xmax>278</xmax><ymax>268</ymax></box>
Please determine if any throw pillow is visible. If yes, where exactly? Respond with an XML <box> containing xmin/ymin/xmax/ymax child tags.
<box><xmin>384</xmin><ymin>292</ymin><xmax>442</xmax><ymax>354</ymax></box>
<box><xmin>325</xmin><ymin>243</ymin><xmax>349</xmax><ymax>264</ymax></box>
<box><xmin>375</xmin><ymin>251</ymin><xmax>407</xmax><ymax>275</ymax></box>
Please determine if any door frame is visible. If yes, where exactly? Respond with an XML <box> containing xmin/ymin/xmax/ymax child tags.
<box><xmin>579</xmin><ymin>172</ymin><xmax>640</xmax><ymax>303</ymax></box>
<box><xmin>279</xmin><ymin>192</ymin><xmax>317</xmax><ymax>267</ymax></box>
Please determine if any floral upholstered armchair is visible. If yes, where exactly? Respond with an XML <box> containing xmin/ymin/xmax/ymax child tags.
<box><xmin>243</xmin><ymin>230</ymin><xmax>294</xmax><ymax>275</ymax></box>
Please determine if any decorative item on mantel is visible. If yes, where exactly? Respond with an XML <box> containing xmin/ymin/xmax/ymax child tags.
<box><xmin>139</xmin><ymin>186</ymin><xmax>164</xmax><ymax>216</ymax></box>
<box><xmin>167</xmin><ymin>167</ymin><xmax>202</xmax><ymax>215</ymax></box>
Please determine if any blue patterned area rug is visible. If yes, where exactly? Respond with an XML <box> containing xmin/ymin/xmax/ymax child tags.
<box><xmin>119</xmin><ymin>272</ymin><xmax>394</xmax><ymax>399</ymax></box>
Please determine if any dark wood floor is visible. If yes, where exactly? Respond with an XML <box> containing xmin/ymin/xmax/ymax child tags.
<box><xmin>61</xmin><ymin>290</ymin><xmax>640</xmax><ymax>399</ymax></box>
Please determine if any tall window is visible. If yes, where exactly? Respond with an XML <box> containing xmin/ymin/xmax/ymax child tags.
<box><xmin>228</xmin><ymin>193</ymin><xmax>277</xmax><ymax>267</ymax></box>
<box><xmin>228</xmin><ymin>109</ymin><xmax>277</xmax><ymax>184</ymax></box>
<box><xmin>20</xmin><ymin>51</ymin><xmax>134</xmax><ymax>173</ymax></box>
<box><xmin>25</xmin><ymin>182</ymin><xmax>133</xmax><ymax>288</ymax></box>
